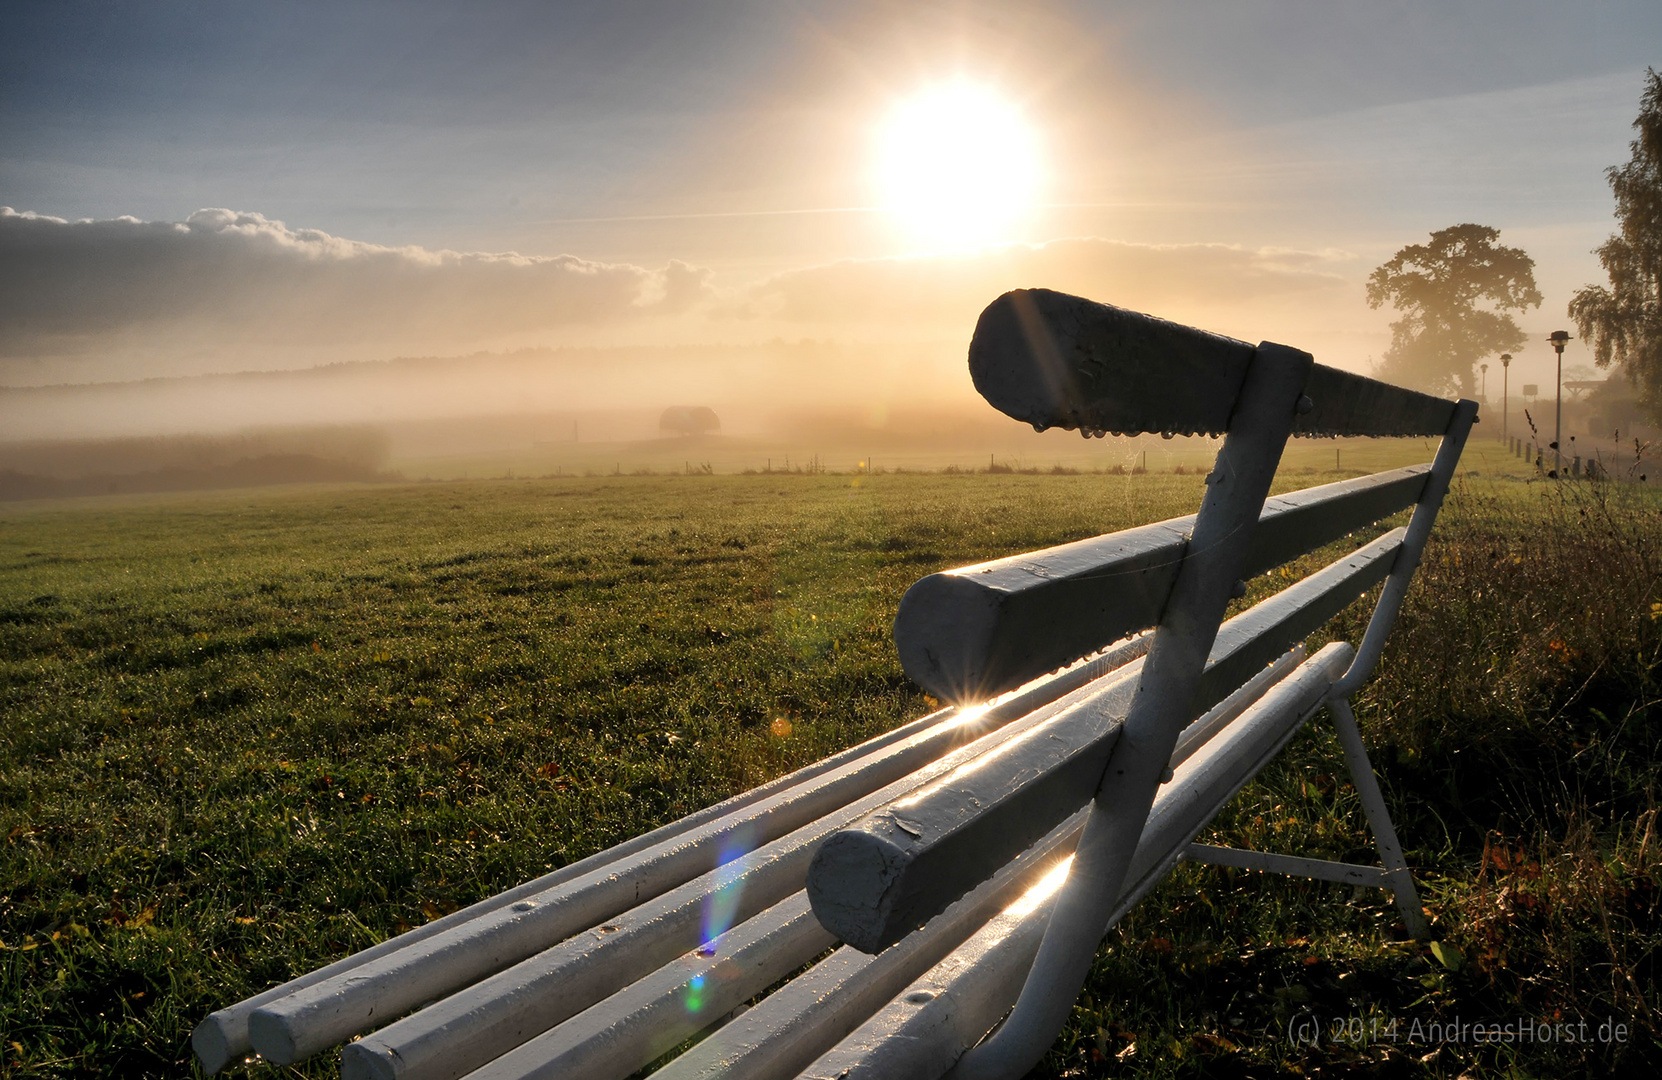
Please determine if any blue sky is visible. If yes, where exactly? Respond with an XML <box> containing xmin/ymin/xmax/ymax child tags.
<box><xmin>2</xmin><ymin>1</ymin><xmax>1658</xmax><ymax>386</ymax></box>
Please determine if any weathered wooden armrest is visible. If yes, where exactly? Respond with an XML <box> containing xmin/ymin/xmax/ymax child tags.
<box><xmin>969</xmin><ymin>288</ymin><xmax>1455</xmax><ymax>439</ymax></box>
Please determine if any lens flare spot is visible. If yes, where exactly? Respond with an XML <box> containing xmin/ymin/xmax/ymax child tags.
<box><xmin>700</xmin><ymin>826</ymin><xmax>757</xmax><ymax>951</ymax></box>
<box><xmin>685</xmin><ymin>973</ymin><xmax>706</xmax><ymax>1014</ymax></box>
<box><xmin>770</xmin><ymin>716</ymin><xmax>793</xmax><ymax>738</ymax></box>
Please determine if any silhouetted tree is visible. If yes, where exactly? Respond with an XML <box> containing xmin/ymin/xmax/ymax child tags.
<box><xmin>659</xmin><ymin>405</ymin><xmax>720</xmax><ymax>436</ymax></box>
<box><xmin>1366</xmin><ymin>224</ymin><xmax>1541</xmax><ymax>398</ymax></box>
<box><xmin>1570</xmin><ymin>69</ymin><xmax>1662</xmax><ymax>427</ymax></box>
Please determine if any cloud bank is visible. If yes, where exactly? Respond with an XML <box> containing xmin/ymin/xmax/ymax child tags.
<box><xmin>0</xmin><ymin>206</ymin><xmax>1373</xmax><ymax>389</ymax></box>
<box><xmin>0</xmin><ymin>206</ymin><xmax>712</xmax><ymax>370</ymax></box>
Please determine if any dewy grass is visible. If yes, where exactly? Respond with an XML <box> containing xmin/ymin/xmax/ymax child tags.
<box><xmin>0</xmin><ymin>472</ymin><xmax>1207</xmax><ymax>1077</ymax></box>
<box><xmin>0</xmin><ymin>460</ymin><xmax>1657</xmax><ymax>1077</ymax></box>
<box><xmin>1056</xmin><ymin>472</ymin><xmax>1662</xmax><ymax>1079</ymax></box>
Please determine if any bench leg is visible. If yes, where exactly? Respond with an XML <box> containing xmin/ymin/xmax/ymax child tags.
<box><xmin>950</xmin><ymin>342</ymin><xmax>1315</xmax><ymax>1080</ymax></box>
<box><xmin>1327</xmin><ymin>695</ymin><xmax>1432</xmax><ymax>939</ymax></box>
<box><xmin>1182</xmin><ymin>694</ymin><xmax>1431</xmax><ymax>940</ymax></box>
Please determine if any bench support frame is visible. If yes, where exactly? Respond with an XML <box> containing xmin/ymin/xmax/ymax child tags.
<box><xmin>1183</xmin><ymin>693</ymin><xmax>1430</xmax><ymax>939</ymax></box>
<box><xmin>952</xmin><ymin>377</ymin><xmax>1476</xmax><ymax>1080</ymax></box>
<box><xmin>953</xmin><ymin>341</ymin><xmax>1314</xmax><ymax>1079</ymax></box>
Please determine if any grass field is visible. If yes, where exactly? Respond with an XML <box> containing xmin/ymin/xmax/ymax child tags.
<box><xmin>1</xmin><ymin>442</ymin><xmax>1658</xmax><ymax>1078</ymax></box>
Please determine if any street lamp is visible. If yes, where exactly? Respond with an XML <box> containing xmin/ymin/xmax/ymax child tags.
<box><xmin>1480</xmin><ymin>362</ymin><xmax>1489</xmax><ymax>405</ymax></box>
<box><xmin>1499</xmin><ymin>353</ymin><xmax>1511</xmax><ymax>442</ymax></box>
<box><xmin>1549</xmin><ymin>330</ymin><xmax>1572</xmax><ymax>476</ymax></box>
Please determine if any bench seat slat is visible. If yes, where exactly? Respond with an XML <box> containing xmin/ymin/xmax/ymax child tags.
<box><xmin>334</xmin><ymin>831</ymin><xmax>821</xmax><ymax>1080</ymax></box>
<box><xmin>799</xmin><ymin>874</ymin><xmax>1056</xmax><ymax>1080</ymax></box>
<box><xmin>1170</xmin><ymin>645</ymin><xmax>1305</xmax><ymax>771</ymax></box>
<box><xmin>313</xmin><ymin>645</ymin><xmax>1163</xmax><ymax>1080</ymax></box>
<box><xmin>208</xmin><ymin>635</ymin><xmax>1150</xmax><ymax>1076</ymax></box>
<box><xmin>803</xmin><ymin>644</ymin><xmax>1352</xmax><ymax>1080</ymax></box>
<box><xmin>895</xmin><ymin>466</ymin><xmax>1426</xmax><ymax>701</ymax></box>
<box><xmin>190</xmin><ymin>694</ymin><xmax>979</xmax><ymax>1073</ymax></box>
<box><xmin>448</xmin><ymin>891</ymin><xmax>835</xmax><ymax>1080</ymax></box>
<box><xmin>241</xmin><ymin>638</ymin><xmax>1152</xmax><ymax>1069</ymax></box>
<box><xmin>247</xmin><ymin>708</ymin><xmax>987</xmax><ymax>1067</ymax></box>
<box><xmin>812</xmin><ymin>537</ymin><xmax>1400</xmax><ymax>953</ymax></box>
<box><xmin>553</xmin><ymin>814</ymin><xmax>1083</xmax><ymax>1080</ymax></box>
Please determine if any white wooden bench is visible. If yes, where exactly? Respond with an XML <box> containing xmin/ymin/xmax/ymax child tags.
<box><xmin>194</xmin><ymin>288</ymin><xmax>1474</xmax><ymax>1080</ymax></box>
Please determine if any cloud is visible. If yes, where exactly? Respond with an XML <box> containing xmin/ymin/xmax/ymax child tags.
<box><xmin>0</xmin><ymin>207</ymin><xmax>714</xmax><ymax>363</ymax></box>
<box><xmin>730</xmin><ymin>237</ymin><xmax>1354</xmax><ymax>334</ymax></box>
<box><xmin>0</xmin><ymin>206</ymin><xmax>1375</xmax><ymax>387</ymax></box>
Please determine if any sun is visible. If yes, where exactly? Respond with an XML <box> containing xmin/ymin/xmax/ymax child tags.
<box><xmin>872</xmin><ymin>80</ymin><xmax>1043</xmax><ymax>247</ymax></box>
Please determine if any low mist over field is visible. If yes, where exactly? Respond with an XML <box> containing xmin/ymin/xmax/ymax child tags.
<box><xmin>0</xmin><ymin>210</ymin><xmax>1640</xmax><ymax>496</ymax></box>
<box><xmin>5</xmin><ymin>4</ymin><xmax>1653</xmax><ymax>489</ymax></box>
<box><xmin>0</xmin><ymin>340</ymin><xmax>969</xmax><ymax>440</ymax></box>
<box><xmin>0</xmin><ymin>207</ymin><xmax>1385</xmax><ymax>387</ymax></box>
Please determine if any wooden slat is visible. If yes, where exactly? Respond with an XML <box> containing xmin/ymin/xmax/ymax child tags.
<box><xmin>218</xmin><ymin>636</ymin><xmax>1154</xmax><ymax>1074</ymax></box>
<box><xmin>191</xmin><ymin>693</ymin><xmax>978</xmax><ymax>1072</ymax></box>
<box><xmin>968</xmin><ymin>289</ymin><xmax>1458</xmax><ymax>438</ymax></box>
<box><xmin>895</xmin><ymin>467</ymin><xmax>1427</xmax><ymax>702</ymax></box>
<box><xmin>969</xmin><ymin>289</ymin><xmax>1254</xmax><ymax>436</ymax></box>
<box><xmin>1293</xmin><ymin>363</ymin><xmax>1459</xmax><ymax>438</ymax></box>
<box><xmin>574</xmin><ymin>814</ymin><xmax>1083</xmax><ymax>1080</ymax></box>
<box><xmin>307</xmin><ymin>643</ymin><xmax>1159</xmax><ymax>1080</ymax></box>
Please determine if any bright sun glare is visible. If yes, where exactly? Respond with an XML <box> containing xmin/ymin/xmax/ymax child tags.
<box><xmin>873</xmin><ymin>81</ymin><xmax>1043</xmax><ymax>247</ymax></box>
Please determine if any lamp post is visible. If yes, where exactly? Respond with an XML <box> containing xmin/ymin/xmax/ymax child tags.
<box><xmin>1549</xmin><ymin>330</ymin><xmax>1572</xmax><ymax>476</ymax></box>
<box><xmin>1480</xmin><ymin>362</ymin><xmax>1489</xmax><ymax>405</ymax></box>
<box><xmin>1499</xmin><ymin>353</ymin><xmax>1511</xmax><ymax>442</ymax></box>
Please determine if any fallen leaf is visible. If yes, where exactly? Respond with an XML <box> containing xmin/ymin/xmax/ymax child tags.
<box><xmin>1429</xmin><ymin>941</ymin><xmax>1464</xmax><ymax>971</ymax></box>
<box><xmin>1191</xmin><ymin>1032</ymin><xmax>1239</xmax><ymax>1053</ymax></box>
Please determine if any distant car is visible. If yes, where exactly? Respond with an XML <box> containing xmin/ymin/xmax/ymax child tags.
<box><xmin>659</xmin><ymin>406</ymin><xmax>720</xmax><ymax>436</ymax></box>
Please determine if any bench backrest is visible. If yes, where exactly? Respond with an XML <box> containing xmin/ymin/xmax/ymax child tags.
<box><xmin>195</xmin><ymin>288</ymin><xmax>1472</xmax><ymax>1080</ymax></box>
<box><xmin>808</xmin><ymin>288</ymin><xmax>1473</xmax><ymax>1080</ymax></box>
<box><xmin>811</xmin><ymin>290</ymin><xmax>1472</xmax><ymax>942</ymax></box>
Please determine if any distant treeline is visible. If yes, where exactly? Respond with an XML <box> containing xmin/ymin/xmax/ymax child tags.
<box><xmin>0</xmin><ymin>427</ymin><xmax>397</xmax><ymax>501</ymax></box>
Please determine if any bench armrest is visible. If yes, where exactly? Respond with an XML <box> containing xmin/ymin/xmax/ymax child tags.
<box><xmin>970</xmin><ymin>289</ymin><xmax>1456</xmax><ymax>438</ymax></box>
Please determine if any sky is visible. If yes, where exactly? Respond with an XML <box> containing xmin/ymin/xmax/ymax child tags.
<box><xmin>2</xmin><ymin>0</ymin><xmax>1659</xmax><ymax>407</ymax></box>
